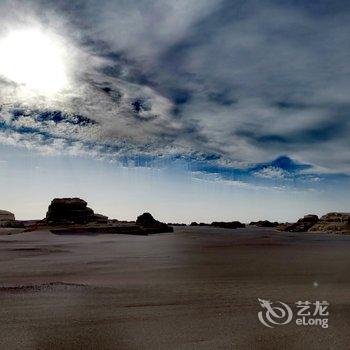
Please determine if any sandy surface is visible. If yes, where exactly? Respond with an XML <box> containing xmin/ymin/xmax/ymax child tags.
<box><xmin>0</xmin><ymin>226</ymin><xmax>350</xmax><ymax>349</ymax></box>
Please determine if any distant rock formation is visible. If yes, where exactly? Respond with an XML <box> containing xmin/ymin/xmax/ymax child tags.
<box><xmin>190</xmin><ymin>222</ymin><xmax>198</xmax><ymax>226</ymax></box>
<box><xmin>0</xmin><ymin>210</ymin><xmax>15</xmax><ymax>222</ymax></box>
<box><xmin>0</xmin><ymin>210</ymin><xmax>15</xmax><ymax>227</ymax></box>
<box><xmin>167</xmin><ymin>223</ymin><xmax>187</xmax><ymax>226</ymax></box>
<box><xmin>281</xmin><ymin>214</ymin><xmax>319</xmax><ymax>232</ymax></box>
<box><xmin>249</xmin><ymin>220</ymin><xmax>279</xmax><ymax>227</ymax></box>
<box><xmin>308</xmin><ymin>213</ymin><xmax>350</xmax><ymax>233</ymax></box>
<box><xmin>136</xmin><ymin>212</ymin><xmax>173</xmax><ymax>233</ymax></box>
<box><xmin>211</xmin><ymin>221</ymin><xmax>245</xmax><ymax>229</ymax></box>
<box><xmin>45</xmin><ymin>198</ymin><xmax>108</xmax><ymax>225</ymax></box>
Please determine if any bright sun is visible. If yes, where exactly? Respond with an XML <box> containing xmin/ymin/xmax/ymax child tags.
<box><xmin>0</xmin><ymin>29</ymin><xmax>68</xmax><ymax>94</ymax></box>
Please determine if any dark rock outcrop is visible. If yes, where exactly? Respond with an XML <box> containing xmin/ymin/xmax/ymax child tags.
<box><xmin>92</xmin><ymin>214</ymin><xmax>109</xmax><ymax>224</ymax></box>
<box><xmin>2</xmin><ymin>221</ymin><xmax>25</xmax><ymax>228</ymax></box>
<box><xmin>190</xmin><ymin>222</ymin><xmax>198</xmax><ymax>226</ymax></box>
<box><xmin>249</xmin><ymin>220</ymin><xmax>279</xmax><ymax>227</ymax></box>
<box><xmin>211</xmin><ymin>221</ymin><xmax>245</xmax><ymax>229</ymax></box>
<box><xmin>282</xmin><ymin>214</ymin><xmax>319</xmax><ymax>232</ymax></box>
<box><xmin>136</xmin><ymin>212</ymin><xmax>173</xmax><ymax>233</ymax></box>
<box><xmin>45</xmin><ymin>198</ymin><xmax>108</xmax><ymax>225</ymax></box>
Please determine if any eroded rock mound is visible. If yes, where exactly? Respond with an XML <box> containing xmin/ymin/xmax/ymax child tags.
<box><xmin>211</xmin><ymin>221</ymin><xmax>245</xmax><ymax>229</ymax></box>
<box><xmin>0</xmin><ymin>210</ymin><xmax>15</xmax><ymax>223</ymax></box>
<box><xmin>282</xmin><ymin>214</ymin><xmax>319</xmax><ymax>232</ymax></box>
<box><xmin>136</xmin><ymin>212</ymin><xmax>173</xmax><ymax>233</ymax></box>
<box><xmin>0</xmin><ymin>210</ymin><xmax>24</xmax><ymax>228</ymax></box>
<box><xmin>249</xmin><ymin>220</ymin><xmax>279</xmax><ymax>227</ymax></box>
<box><xmin>45</xmin><ymin>198</ymin><xmax>108</xmax><ymax>225</ymax></box>
<box><xmin>308</xmin><ymin>213</ymin><xmax>350</xmax><ymax>233</ymax></box>
<box><xmin>276</xmin><ymin>223</ymin><xmax>291</xmax><ymax>231</ymax></box>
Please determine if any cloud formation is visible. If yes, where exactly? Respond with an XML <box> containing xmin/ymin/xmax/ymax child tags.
<box><xmin>0</xmin><ymin>0</ymin><xmax>350</xmax><ymax>180</ymax></box>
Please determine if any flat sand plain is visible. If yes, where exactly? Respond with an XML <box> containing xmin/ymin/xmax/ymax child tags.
<box><xmin>0</xmin><ymin>226</ymin><xmax>350</xmax><ymax>349</ymax></box>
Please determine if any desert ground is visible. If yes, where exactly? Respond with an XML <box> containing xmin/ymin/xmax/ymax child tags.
<box><xmin>0</xmin><ymin>226</ymin><xmax>350</xmax><ymax>349</ymax></box>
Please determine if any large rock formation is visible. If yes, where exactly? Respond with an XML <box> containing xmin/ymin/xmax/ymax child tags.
<box><xmin>277</xmin><ymin>212</ymin><xmax>350</xmax><ymax>234</ymax></box>
<box><xmin>211</xmin><ymin>221</ymin><xmax>245</xmax><ymax>229</ymax></box>
<box><xmin>0</xmin><ymin>210</ymin><xmax>15</xmax><ymax>227</ymax></box>
<box><xmin>281</xmin><ymin>214</ymin><xmax>319</xmax><ymax>232</ymax></box>
<box><xmin>136</xmin><ymin>213</ymin><xmax>173</xmax><ymax>233</ymax></box>
<box><xmin>308</xmin><ymin>213</ymin><xmax>350</xmax><ymax>233</ymax></box>
<box><xmin>45</xmin><ymin>198</ymin><xmax>108</xmax><ymax>225</ymax></box>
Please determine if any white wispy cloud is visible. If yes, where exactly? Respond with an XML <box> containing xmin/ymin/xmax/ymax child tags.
<box><xmin>253</xmin><ymin>166</ymin><xmax>290</xmax><ymax>179</ymax></box>
<box><xmin>0</xmin><ymin>0</ymin><xmax>350</xmax><ymax>176</ymax></box>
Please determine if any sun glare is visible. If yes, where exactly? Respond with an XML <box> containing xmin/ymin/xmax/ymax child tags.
<box><xmin>0</xmin><ymin>29</ymin><xmax>68</xmax><ymax>94</ymax></box>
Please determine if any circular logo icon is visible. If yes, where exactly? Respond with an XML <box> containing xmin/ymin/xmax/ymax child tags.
<box><xmin>258</xmin><ymin>298</ymin><xmax>293</xmax><ymax>328</ymax></box>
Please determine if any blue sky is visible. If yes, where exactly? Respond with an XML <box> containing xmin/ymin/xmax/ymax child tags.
<box><xmin>0</xmin><ymin>0</ymin><xmax>349</xmax><ymax>221</ymax></box>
